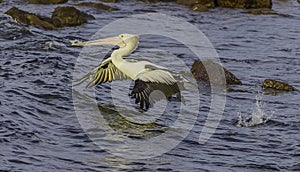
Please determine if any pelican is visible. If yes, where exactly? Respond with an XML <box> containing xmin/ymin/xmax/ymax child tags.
<box><xmin>72</xmin><ymin>34</ymin><xmax>191</xmax><ymax>110</ymax></box>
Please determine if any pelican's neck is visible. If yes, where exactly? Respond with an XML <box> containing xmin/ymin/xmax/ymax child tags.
<box><xmin>111</xmin><ymin>41</ymin><xmax>137</xmax><ymax>67</ymax></box>
<box><xmin>111</xmin><ymin>48</ymin><xmax>126</xmax><ymax>66</ymax></box>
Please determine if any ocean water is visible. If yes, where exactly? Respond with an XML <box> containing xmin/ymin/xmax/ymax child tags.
<box><xmin>0</xmin><ymin>0</ymin><xmax>299</xmax><ymax>171</ymax></box>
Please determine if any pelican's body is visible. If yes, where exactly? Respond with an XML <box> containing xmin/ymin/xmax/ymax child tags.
<box><xmin>73</xmin><ymin>34</ymin><xmax>188</xmax><ymax>110</ymax></box>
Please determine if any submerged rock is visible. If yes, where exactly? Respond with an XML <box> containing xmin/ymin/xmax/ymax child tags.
<box><xmin>191</xmin><ymin>4</ymin><xmax>209</xmax><ymax>12</ymax></box>
<box><xmin>99</xmin><ymin>0</ymin><xmax>118</xmax><ymax>2</ymax></box>
<box><xmin>51</xmin><ymin>6</ymin><xmax>95</xmax><ymax>27</ymax></box>
<box><xmin>5</xmin><ymin>7</ymin><xmax>56</xmax><ymax>30</ymax></box>
<box><xmin>244</xmin><ymin>8</ymin><xmax>292</xmax><ymax>17</ymax></box>
<box><xmin>216</xmin><ymin>0</ymin><xmax>272</xmax><ymax>9</ymax></box>
<box><xmin>25</xmin><ymin>0</ymin><xmax>68</xmax><ymax>4</ymax></box>
<box><xmin>140</xmin><ymin>0</ymin><xmax>176</xmax><ymax>3</ymax></box>
<box><xmin>99</xmin><ymin>106</ymin><xmax>166</xmax><ymax>138</ymax></box>
<box><xmin>176</xmin><ymin>0</ymin><xmax>216</xmax><ymax>8</ymax></box>
<box><xmin>262</xmin><ymin>79</ymin><xmax>295</xmax><ymax>91</ymax></box>
<box><xmin>191</xmin><ymin>60</ymin><xmax>242</xmax><ymax>85</ymax></box>
<box><xmin>75</xmin><ymin>2</ymin><xmax>118</xmax><ymax>11</ymax></box>
<box><xmin>141</xmin><ymin>0</ymin><xmax>271</xmax><ymax>9</ymax></box>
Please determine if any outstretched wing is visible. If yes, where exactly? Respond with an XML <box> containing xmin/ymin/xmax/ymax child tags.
<box><xmin>84</xmin><ymin>59</ymin><xmax>129</xmax><ymax>87</ymax></box>
<box><xmin>74</xmin><ymin>46</ymin><xmax>130</xmax><ymax>88</ymax></box>
<box><xmin>130</xmin><ymin>79</ymin><xmax>181</xmax><ymax>110</ymax></box>
<box><xmin>135</xmin><ymin>63</ymin><xmax>177</xmax><ymax>84</ymax></box>
<box><xmin>74</xmin><ymin>59</ymin><xmax>128</xmax><ymax>88</ymax></box>
<box><xmin>129</xmin><ymin>64</ymin><xmax>182</xmax><ymax>110</ymax></box>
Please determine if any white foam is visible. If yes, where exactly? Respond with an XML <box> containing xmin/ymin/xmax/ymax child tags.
<box><xmin>237</xmin><ymin>93</ymin><xmax>274</xmax><ymax>127</ymax></box>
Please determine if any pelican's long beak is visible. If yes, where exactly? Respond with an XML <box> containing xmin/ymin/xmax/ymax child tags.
<box><xmin>71</xmin><ymin>36</ymin><xmax>125</xmax><ymax>47</ymax></box>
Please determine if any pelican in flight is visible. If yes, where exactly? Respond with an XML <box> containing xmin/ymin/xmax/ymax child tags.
<box><xmin>72</xmin><ymin>34</ymin><xmax>191</xmax><ymax>110</ymax></box>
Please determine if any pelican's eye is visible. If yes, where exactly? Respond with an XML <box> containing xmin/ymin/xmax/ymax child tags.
<box><xmin>120</xmin><ymin>34</ymin><xmax>124</xmax><ymax>38</ymax></box>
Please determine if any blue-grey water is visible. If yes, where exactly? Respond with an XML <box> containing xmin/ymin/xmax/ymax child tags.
<box><xmin>1</xmin><ymin>0</ymin><xmax>300</xmax><ymax>171</ymax></box>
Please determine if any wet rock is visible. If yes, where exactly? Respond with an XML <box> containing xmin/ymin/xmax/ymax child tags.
<box><xmin>262</xmin><ymin>79</ymin><xmax>295</xmax><ymax>91</ymax></box>
<box><xmin>99</xmin><ymin>106</ymin><xmax>166</xmax><ymax>138</ymax></box>
<box><xmin>191</xmin><ymin>60</ymin><xmax>242</xmax><ymax>85</ymax></box>
<box><xmin>99</xmin><ymin>0</ymin><xmax>118</xmax><ymax>2</ymax></box>
<box><xmin>75</xmin><ymin>2</ymin><xmax>118</xmax><ymax>11</ymax></box>
<box><xmin>141</xmin><ymin>0</ymin><xmax>176</xmax><ymax>3</ymax></box>
<box><xmin>216</xmin><ymin>0</ymin><xmax>272</xmax><ymax>9</ymax></box>
<box><xmin>244</xmin><ymin>8</ymin><xmax>292</xmax><ymax>17</ymax></box>
<box><xmin>298</xmin><ymin>0</ymin><xmax>300</xmax><ymax>3</ymax></box>
<box><xmin>25</xmin><ymin>0</ymin><xmax>68</xmax><ymax>4</ymax></box>
<box><xmin>0</xmin><ymin>0</ymin><xmax>2</xmax><ymax>3</ymax></box>
<box><xmin>191</xmin><ymin>4</ymin><xmax>209</xmax><ymax>11</ymax></box>
<box><xmin>134</xmin><ymin>9</ymin><xmax>157</xmax><ymax>13</ymax></box>
<box><xmin>176</xmin><ymin>0</ymin><xmax>215</xmax><ymax>8</ymax></box>
<box><xmin>51</xmin><ymin>6</ymin><xmax>95</xmax><ymax>27</ymax></box>
<box><xmin>5</xmin><ymin>7</ymin><xmax>56</xmax><ymax>30</ymax></box>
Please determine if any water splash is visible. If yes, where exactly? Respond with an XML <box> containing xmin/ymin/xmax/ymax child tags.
<box><xmin>237</xmin><ymin>93</ymin><xmax>274</xmax><ymax>127</ymax></box>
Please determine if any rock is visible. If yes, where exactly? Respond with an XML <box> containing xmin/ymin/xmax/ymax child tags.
<box><xmin>140</xmin><ymin>0</ymin><xmax>176</xmax><ymax>3</ymax></box>
<box><xmin>298</xmin><ymin>0</ymin><xmax>300</xmax><ymax>3</ymax></box>
<box><xmin>5</xmin><ymin>7</ymin><xmax>56</xmax><ymax>30</ymax></box>
<box><xmin>0</xmin><ymin>0</ymin><xmax>2</xmax><ymax>3</ymax></box>
<box><xmin>176</xmin><ymin>0</ymin><xmax>200</xmax><ymax>5</ymax></box>
<box><xmin>191</xmin><ymin>60</ymin><xmax>242</xmax><ymax>85</ymax></box>
<box><xmin>216</xmin><ymin>0</ymin><xmax>272</xmax><ymax>9</ymax></box>
<box><xmin>25</xmin><ymin>0</ymin><xmax>68</xmax><ymax>4</ymax></box>
<box><xmin>51</xmin><ymin>6</ymin><xmax>95</xmax><ymax>27</ymax></box>
<box><xmin>244</xmin><ymin>8</ymin><xmax>291</xmax><ymax>17</ymax></box>
<box><xmin>98</xmin><ymin>0</ymin><xmax>118</xmax><ymax>2</ymax></box>
<box><xmin>177</xmin><ymin>0</ymin><xmax>215</xmax><ymax>8</ymax></box>
<box><xmin>99</xmin><ymin>106</ymin><xmax>166</xmax><ymax>138</ymax></box>
<box><xmin>245</xmin><ymin>8</ymin><xmax>274</xmax><ymax>15</ymax></box>
<box><xmin>191</xmin><ymin>4</ymin><xmax>209</xmax><ymax>11</ymax></box>
<box><xmin>75</xmin><ymin>2</ymin><xmax>118</xmax><ymax>11</ymax></box>
<box><xmin>262</xmin><ymin>79</ymin><xmax>295</xmax><ymax>91</ymax></box>
<box><xmin>5</xmin><ymin>6</ymin><xmax>94</xmax><ymax>30</ymax></box>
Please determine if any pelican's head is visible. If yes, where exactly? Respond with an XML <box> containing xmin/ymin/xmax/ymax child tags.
<box><xmin>72</xmin><ymin>33</ymin><xmax>139</xmax><ymax>51</ymax></box>
<box><xmin>117</xmin><ymin>33</ymin><xmax>139</xmax><ymax>53</ymax></box>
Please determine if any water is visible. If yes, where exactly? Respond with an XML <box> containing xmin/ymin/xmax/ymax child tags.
<box><xmin>1</xmin><ymin>0</ymin><xmax>300</xmax><ymax>171</ymax></box>
<box><xmin>237</xmin><ymin>92</ymin><xmax>274</xmax><ymax>127</ymax></box>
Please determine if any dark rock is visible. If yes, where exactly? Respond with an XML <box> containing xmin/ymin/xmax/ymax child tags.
<box><xmin>5</xmin><ymin>7</ymin><xmax>56</xmax><ymax>30</ymax></box>
<box><xmin>177</xmin><ymin>0</ymin><xmax>215</xmax><ymax>8</ymax></box>
<box><xmin>141</xmin><ymin>0</ymin><xmax>176</xmax><ymax>3</ymax></box>
<box><xmin>176</xmin><ymin>0</ymin><xmax>199</xmax><ymax>5</ymax></box>
<box><xmin>0</xmin><ymin>0</ymin><xmax>2</xmax><ymax>3</ymax></box>
<box><xmin>262</xmin><ymin>79</ymin><xmax>295</xmax><ymax>91</ymax></box>
<box><xmin>25</xmin><ymin>0</ymin><xmax>68</xmax><ymax>4</ymax></box>
<box><xmin>5</xmin><ymin>6</ymin><xmax>94</xmax><ymax>30</ymax></box>
<box><xmin>216</xmin><ymin>0</ymin><xmax>272</xmax><ymax>9</ymax></box>
<box><xmin>134</xmin><ymin>9</ymin><xmax>157</xmax><ymax>13</ymax></box>
<box><xmin>191</xmin><ymin>60</ymin><xmax>242</xmax><ymax>85</ymax></box>
<box><xmin>244</xmin><ymin>8</ymin><xmax>291</xmax><ymax>17</ymax></box>
<box><xmin>140</xmin><ymin>0</ymin><xmax>157</xmax><ymax>3</ymax></box>
<box><xmin>51</xmin><ymin>6</ymin><xmax>95</xmax><ymax>27</ymax></box>
<box><xmin>75</xmin><ymin>2</ymin><xmax>118</xmax><ymax>11</ymax></box>
<box><xmin>191</xmin><ymin>4</ymin><xmax>209</xmax><ymax>11</ymax></box>
<box><xmin>98</xmin><ymin>0</ymin><xmax>118</xmax><ymax>2</ymax></box>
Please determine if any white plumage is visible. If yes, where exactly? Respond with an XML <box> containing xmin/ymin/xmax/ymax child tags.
<box><xmin>72</xmin><ymin>34</ymin><xmax>188</xmax><ymax>110</ymax></box>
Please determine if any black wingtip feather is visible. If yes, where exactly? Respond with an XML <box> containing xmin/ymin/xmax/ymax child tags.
<box><xmin>130</xmin><ymin>79</ymin><xmax>181</xmax><ymax>110</ymax></box>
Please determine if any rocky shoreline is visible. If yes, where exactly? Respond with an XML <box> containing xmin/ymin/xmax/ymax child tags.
<box><xmin>1</xmin><ymin>0</ymin><xmax>285</xmax><ymax>31</ymax></box>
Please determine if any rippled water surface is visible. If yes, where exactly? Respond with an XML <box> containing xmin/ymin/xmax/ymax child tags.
<box><xmin>1</xmin><ymin>0</ymin><xmax>300</xmax><ymax>171</ymax></box>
